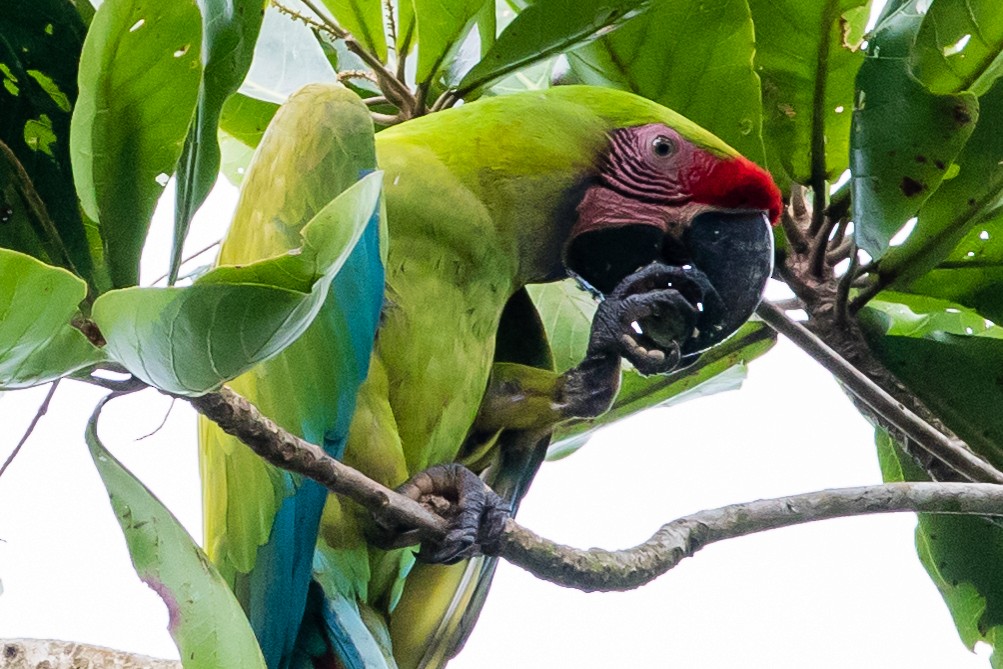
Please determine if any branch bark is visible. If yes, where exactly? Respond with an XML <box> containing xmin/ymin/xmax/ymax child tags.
<box><xmin>189</xmin><ymin>386</ymin><xmax>1003</xmax><ymax>592</ymax></box>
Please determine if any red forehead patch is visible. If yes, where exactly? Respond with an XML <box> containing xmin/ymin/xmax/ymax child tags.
<box><xmin>690</xmin><ymin>151</ymin><xmax>782</xmax><ymax>225</ymax></box>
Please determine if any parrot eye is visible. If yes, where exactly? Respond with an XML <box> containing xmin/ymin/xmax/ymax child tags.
<box><xmin>651</xmin><ymin>135</ymin><xmax>676</xmax><ymax>158</ymax></box>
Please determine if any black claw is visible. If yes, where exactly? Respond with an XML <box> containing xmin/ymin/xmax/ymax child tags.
<box><xmin>391</xmin><ymin>463</ymin><xmax>509</xmax><ymax>564</ymax></box>
<box><xmin>588</xmin><ymin>261</ymin><xmax>721</xmax><ymax>375</ymax></box>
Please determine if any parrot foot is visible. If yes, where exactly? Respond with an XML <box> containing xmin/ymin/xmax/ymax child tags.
<box><xmin>589</xmin><ymin>262</ymin><xmax>721</xmax><ymax>375</ymax></box>
<box><xmin>382</xmin><ymin>464</ymin><xmax>509</xmax><ymax>564</ymax></box>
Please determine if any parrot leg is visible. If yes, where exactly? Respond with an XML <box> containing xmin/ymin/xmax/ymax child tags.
<box><xmin>375</xmin><ymin>463</ymin><xmax>509</xmax><ymax>564</ymax></box>
<box><xmin>586</xmin><ymin>261</ymin><xmax>720</xmax><ymax>376</ymax></box>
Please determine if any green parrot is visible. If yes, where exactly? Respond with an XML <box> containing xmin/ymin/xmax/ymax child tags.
<box><xmin>199</xmin><ymin>83</ymin><xmax>781</xmax><ymax>669</ymax></box>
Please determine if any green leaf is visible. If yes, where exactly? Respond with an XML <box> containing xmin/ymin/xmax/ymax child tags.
<box><xmin>879</xmin><ymin>76</ymin><xmax>1003</xmax><ymax>289</ymax></box>
<box><xmin>747</xmin><ymin>0</ymin><xmax>868</xmax><ymax>185</ymax></box>
<box><xmin>911</xmin><ymin>0</ymin><xmax>1003</xmax><ymax>96</ymax></box>
<box><xmin>865</xmin><ymin>291</ymin><xmax>1003</xmax><ymax>339</ymax></box>
<box><xmin>877</xmin><ymin>429</ymin><xmax>1003</xmax><ymax>661</ymax></box>
<box><xmin>852</xmin><ymin>0</ymin><xmax>979</xmax><ymax>257</ymax></box>
<box><xmin>91</xmin><ymin>172</ymin><xmax>382</xmax><ymax>396</ymax></box>
<box><xmin>526</xmin><ymin>280</ymin><xmax>596</xmax><ymax>374</ymax></box>
<box><xmin>321</xmin><ymin>0</ymin><xmax>388</xmax><ymax>62</ymax></box>
<box><xmin>549</xmin><ymin>321</ymin><xmax>775</xmax><ymax>459</ymax></box>
<box><xmin>70</xmin><ymin>0</ymin><xmax>203</xmax><ymax>288</ymax></box>
<box><xmin>569</xmin><ymin>0</ymin><xmax>764</xmax><ymax>165</ymax></box>
<box><xmin>85</xmin><ymin>398</ymin><xmax>267</xmax><ymax>669</ymax></box>
<box><xmin>455</xmin><ymin>0</ymin><xmax>644</xmax><ymax>98</ymax></box>
<box><xmin>219</xmin><ymin>92</ymin><xmax>280</xmax><ymax>148</ymax></box>
<box><xmin>0</xmin><ymin>249</ymin><xmax>104</xmax><ymax>390</ymax></box>
<box><xmin>0</xmin><ymin>1</ymin><xmax>96</xmax><ymax>285</ymax></box>
<box><xmin>867</xmin><ymin>328</ymin><xmax>1003</xmax><ymax>470</ymax></box>
<box><xmin>171</xmin><ymin>0</ymin><xmax>266</xmax><ymax>285</ymax></box>
<box><xmin>413</xmin><ymin>0</ymin><xmax>483</xmax><ymax>85</ymax></box>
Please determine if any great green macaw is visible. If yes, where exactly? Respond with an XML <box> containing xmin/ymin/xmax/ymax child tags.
<box><xmin>199</xmin><ymin>83</ymin><xmax>781</xmax><ymax>669</ymax></box>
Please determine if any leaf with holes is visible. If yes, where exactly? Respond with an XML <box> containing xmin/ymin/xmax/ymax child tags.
<box><xmin>86</xmin><ymin>398</ymin><xmax>267</xmax><ymax>669</ymax></box>
<box><xmin>748</xmin><ymin>0</ymin><xmax>868</xmax><ymax>185</ymax></box>
<box><xmin>70</xmin><ymin>0</ymin><xmax>203</xmax><ymax>288</ymax></box>
<box><xmin>0</xmin><ymin>249</ymin><xmax>104</xmax><ymax>390</ymax></box>
<box><xmin>911</xmin><ymin>0</ymin><xmax>1003</xmax><ymax>97</ymax></box>
<box><xmin>879</xmin><ymin>77</ymin><xmax>1003</xmax><ymax>289</ymax></box>
<box><xmin>852</xmin><ymin>1</ymin><xmax>978</xmax><ymax>257</ymax></box>
<box><xmin>90</xmin><ymin>172</ymin><xmax>381</xmax><ymax>396</ymax></box>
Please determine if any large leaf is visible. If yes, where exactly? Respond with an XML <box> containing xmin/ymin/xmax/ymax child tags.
<box><xmin>0</xmin><ymin>1</ymin><xmax>96</xmax><ymax>284</ymax></box>
<box><xmin>85</xmin><ymin>398</ymin><xmax>267</xmax><ymax>669</ymax></box>
<box><xmin>866</xmin><ymin>327</ymin><xmax>1003</xmax><ymax>470</ymax></box>
<box><xmin>91</xmin><ymin>172</ymin><xmax>382</xmax><ymax>396</ymax></box>
<box><xmin>879</xmin><ymin>76</ymin><xmax>1003</xmax><ymax>289</ymax></box>
<box><xmin>851</xmin><ymin>0</ymin><xmax>979</xmax><ymax>257</ymax></box>
<box><xmin>321</xmin><ymin>0</ymin><xmax>388</xmax><ymax>62</ymax></box>
<box><xmin>548</xmin><ymin>320</ymin><xmax>775</xmax><ymax>459</ymax></box>
<box><xmin>171</xmin><ymin>0</ymin><xmax>266</xmax><ymax>284</ymax></box>
<box><xmin>0</xmin><ymin>249</ymin><xmax>104</xmax><ymax>389</ymax></box>
<box><xmin>412</xmin><ymin>0</ymin><xmax>483</xmax><ymax>86</ymax></box>
<box><xmin>569</xmin><ymin>0</ymin><xmax>764</xmax><ymax>165</ymax></box>
<box><xmin>877</xmin><ymin>429</ymin><xmax>1003</xmax><ymax>664</ymax></box>
<box><xmin>748</xmin><ymin>0</ymin><xmax>868</xmax><ymax>185</ymax></box>
<box><xmin>454</xmin><ymin>0</ymin><xmax>644</xmax><ymax>99</ymax></box>
<box><xmin>70</xmin><ymin>0</ymin><xmax>203</xmax><ymax>288</ymax></box>
<box><xmin>911</xmin><ymin>0</ymin><xmax>1003</xmax><ymax>97</ymax></box>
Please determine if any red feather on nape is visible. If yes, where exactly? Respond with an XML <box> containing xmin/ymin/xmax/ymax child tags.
<box><xmin>690</xmin><ymin>151</ymin><xmax>783</xmax><ymax>225</ymax></box>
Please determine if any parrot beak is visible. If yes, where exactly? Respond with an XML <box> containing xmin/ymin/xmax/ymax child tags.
<box><xmin>565</xmin><ymin>206</ymin><xmax>773</xmax><ymax>358</ymax></box>
<box><xmin>677</xmin><ymin>209</ymin><xmax>773</xmax><ymax>356</ymax></box>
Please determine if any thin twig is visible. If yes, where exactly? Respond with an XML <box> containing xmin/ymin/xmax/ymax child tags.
<box><xmin>384</xmin><ymin>0</ymin><xmax>397</xmax><ymax>50</ymax></box>
<box><xmin>756</xmin><ymin>301</ymin><xmax>1003</xmax><ymax>484</ymax></box>
<box><xmin>292</xmin><ymin>0</ymin><xmax>417</xmax><ymax>115</ymax></box>
<box><xmin>338</xmin><ymin>69</ymin><xmax>379</xmax><ymax>85</ymax></box>
<box><xmin>809</xmin><ymin>213</ymin><xmax>840</xmax><ymax>278</ymax></box>
<box><xmin>0</xmin><ymin>381</ymin><xmax>59</xmax><ymax>481</ymax></box>
<box><xmin>835</xmin><ymin>243</ymin><xmax>859</xmax><ymax>320</ymax></box>
<box><xmin>149</xmin><ymin>240</ymin><xmax>220</xmax><ymax>286</ymax></box>
<box><xmin>848</xmin><ymin>274</ymin><xmax>887</xmax><ymax>314</ymax></box>
<box><xmin>136</xmin><ymin>398</ymin><xmax>177</xmax><ymax>441</ymax></box>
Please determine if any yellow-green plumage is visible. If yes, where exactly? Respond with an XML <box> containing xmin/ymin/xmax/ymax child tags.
<box><xmin>200</xmin><ymin>84</ymin><xmax>746</xmax><ymax>669</ymax></box>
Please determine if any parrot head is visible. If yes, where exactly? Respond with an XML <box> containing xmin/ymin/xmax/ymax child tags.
<box><xmin>563</xmin><ymin>118</ymin><xmax>781</xmax><ymax>360</ymax></box>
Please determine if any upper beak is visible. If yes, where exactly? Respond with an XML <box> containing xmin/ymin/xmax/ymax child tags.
<box><xmin>678</xmin><ymin>209</ymin><xmax>773</xmax><ymax>356</ymax></box>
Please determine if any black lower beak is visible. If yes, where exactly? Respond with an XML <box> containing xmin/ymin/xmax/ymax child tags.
<box><xmin>680</xmin><ymin>210</ymin><xmax>773</xmax><ymax>356</ymax></box>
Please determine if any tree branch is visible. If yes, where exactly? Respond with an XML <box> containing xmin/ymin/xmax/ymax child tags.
<box><xmin>492</xmin><ymin>482</ymin><xmax>1003</xmax><ymax>592</ymax></box>
<box><xmin>188</xmin><ymin>386</ymin><xmax>1003</xmax><ymax>593</ymax></box>
<box><xmin>187</xmin><ymin>388</ymin><xmax>449</xmax><ymax>540</ymax></box>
